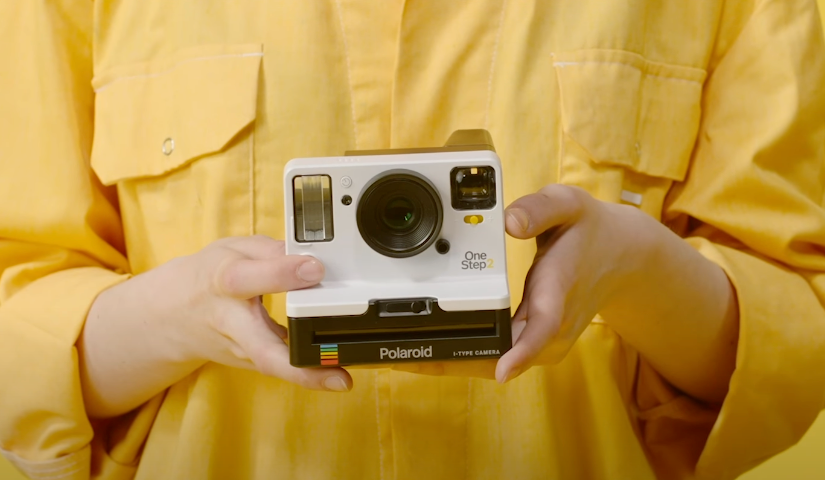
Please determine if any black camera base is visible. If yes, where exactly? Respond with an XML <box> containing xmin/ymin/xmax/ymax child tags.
<box><xmin>288</xmin><ymin>299</ymin><xmax>512</xmax><ymax>367</ymax></box>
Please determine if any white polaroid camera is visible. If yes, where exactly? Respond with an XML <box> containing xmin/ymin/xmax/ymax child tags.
<box><xmin>284</xmin><ymin>130</ymin><xmax>511</xmax><ymax>366</ymax></box>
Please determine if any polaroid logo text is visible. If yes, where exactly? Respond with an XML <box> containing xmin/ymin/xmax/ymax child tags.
<box><xmin>380</xmin><ymin>346</ymin><xmax>433</xmax><ymax>360</ymax></box>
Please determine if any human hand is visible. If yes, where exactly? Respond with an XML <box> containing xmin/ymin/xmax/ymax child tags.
<box><xmin>81</xmin><ymin>235</ymin><xmax>351</xmax><ymax>417</ymax></box>
<box><xmin>395</xmin><ymin>185</ymin><xmax>643</xmax><ymax>383</ymax></box>
<box><xmin>163</xmin><ymin>235</ymin><xmax>353</xmax><ymax>390</ymax></box>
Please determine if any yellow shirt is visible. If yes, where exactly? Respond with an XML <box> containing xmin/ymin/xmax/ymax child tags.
<box><xmin>2</xmin><ymin>1</ymin><xmax>825</xmax><ymax>479</ymax></box>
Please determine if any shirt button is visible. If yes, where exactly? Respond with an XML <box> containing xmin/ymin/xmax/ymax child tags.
<box><xmin>162</xmin><ymin>137</ymin><xmax>175</xmax><ymax>156</ymax></box>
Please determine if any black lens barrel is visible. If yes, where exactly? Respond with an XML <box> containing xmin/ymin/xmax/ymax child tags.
<box><xmin>357</xmin><ymin>172</ymin><xmax>443</xmax><ymax>258</ymax></box>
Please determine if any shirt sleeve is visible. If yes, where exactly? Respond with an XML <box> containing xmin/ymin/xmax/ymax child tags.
<box><xmin>642</xmin><ymin>0</ymin><xmax>825</xmax><ymax>478</ymax></box>
<box><xmin>0</xmin><ymin>2</ymin><xmax>135</xmax><ymax>479</ymax></box>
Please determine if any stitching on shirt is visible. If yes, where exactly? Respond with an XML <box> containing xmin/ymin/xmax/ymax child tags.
<box><xmin>484</xmin><ymin>0</ymin><xmax>508</xmax><ymax>130</ymax></box>
<box><xmin>0</xmin><ymin>449</ymin><xmax>85</xmax><ymax>474</ymax></box>
<box><xmin>94</xmin><ymin>52</ymin><xmax>264</xmax><ymax>93</ymax></box>
<box><xmin>334</xmin><ymin>0</ymin><xmax>360</xmax><ymax>149</ymax></box>
<box><xmin>12</xmin><ymin>464</ymin><xmax>80</xmax><ymax>475</ymax></box>
<box><xmin>374</xmin><ymin>370</ymin><xmax>385</xmax><ymax>480</ymax></box>
<box><xmin>249</xmin><ymin>130</ymin><xmax>255</xmax><ymax>235</ymax></box>
<box><xmin>10</xmin><ymin>462</ymin><xmax>86</xmax><ymax>479</ymax></box>
<box><xmin>552</xmin><ymin>61</ymin><xmax>702</xmax><ymax>86</ymax></box>
<box><xmin>4</xmin><ymin>460</ymin><xmax>82</xmax><ymax>474</ymax></box>
<box><xmin>36</xmin><ymin>466</ymin><xmax>86</xmax><ymax>480</ymax></box>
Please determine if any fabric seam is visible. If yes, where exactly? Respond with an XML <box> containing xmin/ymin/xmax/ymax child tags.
<box><xmin>484</xmin><ymin>0</ymin><xmax>508</xmax><ymax>130</ymax></box>
<box><xmin>374</xmin><ymin>370</ymin><xmax>385</xmax><ymax>480</ymax></box>
<box><xmin>334</xmin><ymin>0</ymin><xmax>361</xmax><ymax>149</ymax></box>
<box><xmin>552</xmin><ymin>61</ymin><xmax>702</xmax><ymax>85</ymax></box>
<box><xmin>94</xmin><ymin>52</ymin><xmax>264</xmax><ymax>93</ymax></box>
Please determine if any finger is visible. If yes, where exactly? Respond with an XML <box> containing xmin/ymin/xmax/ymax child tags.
<box><xmin>496</xmin><ymin>272</ymin><xmax>565</xmax><ymax>383</ymax></box>
<box><xmin>505</xmin><ymin>185</ymin><xmax>588</xmax><ymax>239</ymax></box>
<box><xmin>224</xmin><ymin>235</ymin><xmax>287</xmax><ymax>260</ymax></box>
<box><xmin>215</xmin><ymin>255</ymin><xmax>325</xmax><ymax>298</ymax></box>
<box><xmin>217</xmin><ymin>306</ymin><xmax>352</xmax><ymax>392</ymax></box>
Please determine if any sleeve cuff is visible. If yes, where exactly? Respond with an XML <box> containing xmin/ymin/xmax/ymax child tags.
<box><xmin>0</xmin><ymin>267</ymin><xmax>130</xmax><ymax>462</ymax></box>
<box><xmin>688</xmin><ymin>238</ymin><xmax>825</xmax><ymax>479</ymax></box>
<box><xmin>1</xmin><ymin>446</ymin><xmax>90</xmax><ymax>480</ymax></box>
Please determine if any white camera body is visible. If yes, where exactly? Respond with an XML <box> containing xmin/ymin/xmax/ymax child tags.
<box><xmin>283</xmin><ymin>130</ymin><xmax>511</xmax><ymax>367</ymax></box>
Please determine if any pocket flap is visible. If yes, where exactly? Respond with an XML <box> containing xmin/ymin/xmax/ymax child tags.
<box><xmin>553</xmin><ymin>50</ymin><xmax>706</xmax><ymax>181</ymax></box>
<box><xmin>91</xmin><ymin>44</ymin><xmax>263</xmax><ymax>186</ymax></box>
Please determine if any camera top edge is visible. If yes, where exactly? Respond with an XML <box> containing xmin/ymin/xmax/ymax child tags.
<box><xmin>282</xmin><ymin>149</ymin><xmax>501</xmax><ymax>178</ymax></box>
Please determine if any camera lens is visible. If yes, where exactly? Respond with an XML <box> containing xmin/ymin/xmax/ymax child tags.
<box><xmin>381</xmin><ymin>197</ymin><xmax>418</xmax><ymax>231</ymax></box>
<box><xmin>357</xmin><ymin>172</ymin><xmax>443</xmax><ymax>258</ymax></box>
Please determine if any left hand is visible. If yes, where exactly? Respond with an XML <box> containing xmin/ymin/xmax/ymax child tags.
<box><xmin>395</xmin><ymin>184</ymin><xmax>647</xmax><ymax>383</ymax></box>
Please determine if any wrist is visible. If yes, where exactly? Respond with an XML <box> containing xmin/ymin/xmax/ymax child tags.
<box><xmin>598</xmin><ymin>202</ymin><xmax>663</xmax><ymax>314</ymax></box>
<box><xmin>101</xmin><ymin>262</ymin><xmax>204</xmax><ymax>367</ymax></box>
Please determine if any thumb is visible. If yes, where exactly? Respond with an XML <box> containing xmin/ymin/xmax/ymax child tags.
<box><xmin>505</xmin><ymin>185</ymin><xmax>587</xmax><ymax>239</ymax></box>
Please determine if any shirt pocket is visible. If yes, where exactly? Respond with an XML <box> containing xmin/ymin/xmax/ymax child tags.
<box><xmin>90</xmin><ymin>44</ymin><xmax>263</xmax><ymax>272</ymax></box>
<box><xmin>552</xmin><ymin>49</ymin><xmax>706</xmax><ymax>220</ymax></box>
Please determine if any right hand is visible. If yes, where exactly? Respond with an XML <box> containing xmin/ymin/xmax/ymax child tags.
<box><xmin>168</xmin><ymin>235</ymin><xmax>352</xmax><ymax>390</ymax></box>
<box><xmin>81</xmin><ymin>235</ymin><xmax>351</xmax><ymax>418</ymax></box>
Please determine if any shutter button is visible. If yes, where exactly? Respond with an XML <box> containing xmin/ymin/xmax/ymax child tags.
<box><xmin>162</xmin><ymin>138</ymin><xmax>175</xmax><ymax>156</ymax></box>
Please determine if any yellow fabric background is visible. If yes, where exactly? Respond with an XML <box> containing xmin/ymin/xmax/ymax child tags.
<box><xmin>738</xmin><ymin>14</ymin><xmax>825</xmax><ymax>477</ymax></box>
<box><xmin>1</xmin><ymin>1</ymin><xmax>824</xmax><ymax>479</ymax></box>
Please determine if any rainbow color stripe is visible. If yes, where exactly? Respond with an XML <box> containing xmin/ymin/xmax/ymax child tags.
<box><xmin>320</xmin><ymin>344</ymin><xmax>339</xmax><ymax>365</ymax></box>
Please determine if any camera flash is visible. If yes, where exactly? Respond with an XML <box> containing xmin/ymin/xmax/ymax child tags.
<box><xmin>293</xmin><ymin>175</ymin><xmax>334</xmax><ymax>242</ymax></box>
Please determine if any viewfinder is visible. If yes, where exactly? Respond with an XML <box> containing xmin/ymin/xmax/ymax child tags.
<box><xmin>451</xmin><ymin>166</ymin><xmax>496</xmax><ymax>210</ymax></box>
<box><xmin>294</xmin><ymin>175</ymin><xmax>334</xmax><ymax>242</ymax></box>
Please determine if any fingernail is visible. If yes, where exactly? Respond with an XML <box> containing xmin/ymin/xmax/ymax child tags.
<box><xmin>323</xmin><ymin>376</ymin><xmax>350</xmax><ymax>392</ymax></box>
<box><xmin>506</xmin><ymin>209</ymin><xmax>529</xmax><ymax>232</ymax></box>
<box><xmin>500</xmin><ymin>367</ymin><xmax>522</xmax><ymax>384</ymax></box>
<box><xmin>297</xmin><ymin>260</ymin><xmax>324</xmax><ymax>283</ymax></box>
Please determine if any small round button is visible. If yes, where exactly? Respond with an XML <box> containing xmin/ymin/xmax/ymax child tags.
<box><xmin>341</xmin><ymin>176</ymin><xmax>352</xmax><ymax>188</ymax></box>
<box><xmin>435</xmin><ymin>239</ymin><xmax>450</xmax><ymax>254</ymax></box>
<box><xmin>162</xmin><ymin>138</ymin><xmax>175</xmax><ymax>156</ymax></box>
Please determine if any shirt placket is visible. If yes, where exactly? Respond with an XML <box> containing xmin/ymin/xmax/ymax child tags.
<box><xmin>388</xmin><ymin>2</ymin><xmax>507</xmax><ymax>479</ymax></box>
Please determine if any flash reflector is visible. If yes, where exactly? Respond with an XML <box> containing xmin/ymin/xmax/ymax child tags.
<box><xmin>294</xmin><ymin>175</ymin><xmax>334</xmax><ymax>242</ymax></box>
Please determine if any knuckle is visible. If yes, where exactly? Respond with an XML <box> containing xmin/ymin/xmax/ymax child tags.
<box><xmin>253</xmin><ymin>236</ymin><xmax>286</xmax><ymax>257</ymax></box>
<box><xmin>294</xmin><ymin>370</ymin><xmax>322</xmax><ymax>390</ymax></box>
<box><xmin>211</xmin><ymin>236</ymin><xmax>239</xmax><ymax>248</ymax></box>
<box><xmin>212</xmin><ymin>312</ymin><xmax>231</xmax><ymax>337</ymax></box>
<box><xmin>540</xmin><ymin>185</ymin><xmax>588</xmax><ymax>219</ymax></box>
<box><xmin>213</xmin><ymin>258</ymin><xmax>241</xmax><ymax>296</ymax></box>
<box><xmin>537</xmin><ymin>183</ymin><xmax>558</xmax><ymax>198</ymax></box>
<box><xmin>250</xmin><ymin>346</ymin><xmax>280</xmax><ymax>378</ymax></box>
<box><xmin>565</xmin><ymin>186</ymin><xmax>590</xmax><ymax>211</ymax></box>
<box><xmin>210</xmin><ymin>303</ymin><xmax>241</xmax><ymax>337</ymax></box>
